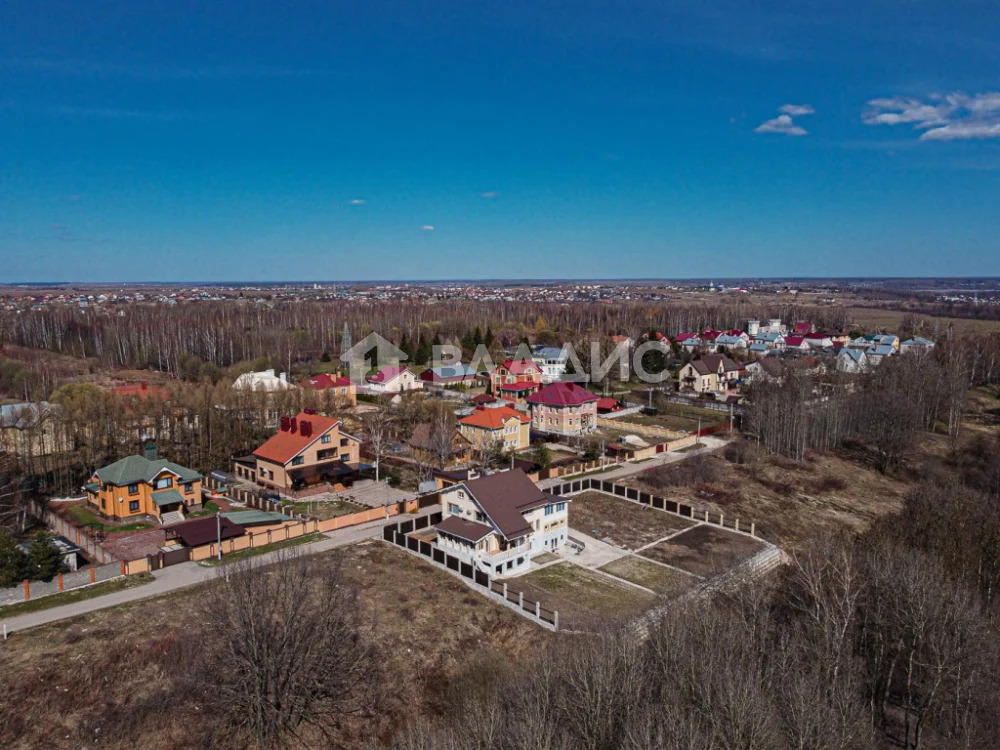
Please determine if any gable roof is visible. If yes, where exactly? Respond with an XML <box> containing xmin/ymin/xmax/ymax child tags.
<box><xmin>112</xmin><ymin>382</ymin><xmax>170</xmax><ymax>400</ymax></box>
<box><xmin>168</xmin><ymin>516</ymin><xmax>245</xmax><ymax>547</ymax></box>
<box><xmin>94</xmin><ymin>455</ymin><xmax>201</xmax><ymax>486</ymax></box>
<box><xmin>526</xmin><ymin>381</ymin><xmax>598</xmax><ymax>407</ymax></box>
<box><xmin>253</xmin><ymin>411</ymin><xmax>346</xmax><ymax>464</ymax></box>
<box><xmin>454</xmin><ymin>470</ymin><xmax>554</xmax><ymax>539</ymax></box>
<box><xmin>459</xmin><ymin>405</ymin><xmax>529</xmax><ymax>430</ymax></box>
<box><xmin>408</xmin><ymin>422</ymin><xmax>469</xmax><ymax>451</ymax></box>
<box><xmin>839</xmin><ymin>348</ymin><xmax>865</xmax><ymax>363</ymax></box>
<box><xmin>301</xmin><ymin>373</ymin><xmax>352</xmax><ymax>389</ymax></box>
<box><xmin>497</xmin><ymin>358</ymin><xmax>541</xmax><ymax>375</ymax></box>
<box><xmin>674</xmin><ymin>332</ymin><xmax>699</xmax><ymax>342</ymax></box>
<box><xmin>436</xmin><ymin>515</ymin><xmax>494</xmax><ymax>543</ymax></box>
<box><xmin>420</xmin><ymin>364</ymin><xmax>479</xmax><ymax>382</ymax></box>
<box><xmin>688</xmin><ymin>354</ymin><xmax>741</xmax><ymax>376</ymax></box>
<box><xmin>784</xmin><ymin>335</ymin><xmax>807</xmax><ymax>347</ymax></box>
<box><xmin>367</xmin><ymin>365</ymin><xmax>407</xmax><ymax>383</ymax></box>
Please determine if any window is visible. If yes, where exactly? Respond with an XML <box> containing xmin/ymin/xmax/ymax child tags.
<box><xmin>291</xmin><ymin>456</ymin><xmax>305</xmax><ymax>466</ymax></box>
<box><xmin>448</xmin><ymin>503</ymin><xmax>461</xmax><ymax>515</ymax></box>
<box><xmin>154</xmin><ymin>476</ymin><xmax>173</xmax><ymax>490</ymax></box>
<box><xmin>557</xmin><ymin>502</ymin><xmax>566</xmax><ymax>513</ymax></box>
<box><xmin>340</xmin><ymin>453</ymin><xmax>351</xmax><ymax>462</ymax></box>
<box><xmin>183</xmin><ymin>482</ymin><xmax>193</xmax><ymax>493</ymax></box>
<box><xmin>127</xmin><ymin>483</ymin><xmax>139</xmax><ymax>495</ymax></box>
<box><xmin>321</xmin><ymin>434</ymin><xmax>332</xmax><ymax>444</ymax></box>
<box><xmin>128</xmin><ymin>500</ymin><xmax>140</xmax><ymax>512</ymax></box>
<box><xmin>545</xmin><ymin>505</ymin><xmax>554</xmax><ymax>516</ymax></box>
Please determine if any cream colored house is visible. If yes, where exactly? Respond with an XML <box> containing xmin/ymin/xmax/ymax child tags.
<box><xmin>364</xmin><ymin>366</ymin><xmax>422</xmax><ymax>394</ymax></box>
<box><xmin>458</xmin><ymin>405</ymin><xmax>531</xmax><ymax>452</ymax></box>
<box><xmin>435</xmin><ymin>469</ymin><xmax>569</xmax><ymax>575</ymax></box>
<box><xmin>677</xmin><ymin>354</ymin><xmax>742</xmax><ymax>395</ymax></box>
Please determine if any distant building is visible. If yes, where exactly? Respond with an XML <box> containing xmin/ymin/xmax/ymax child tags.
<box><xmin>232</xmin><ymin>369</ymin><xmax>296</xmax><ymax>392</ymax></box>
<box><xmin>526</xmin><ymin>381</ymin><xmax>599</xmax><ymax>437</ymax></box>
<box><xmin>364</xmin><ymin>366</ymin><xmax>422</xmax><ymax>394</ymax></box>
<box><xmin>300</xmin><ymin>373</ymin><xmax>357</xmax><ymax>407</ymax></box>
<box><xmin>458</xmin><ymin>404</ymin><xmax>531</xmax><ymax>452</ymax></box>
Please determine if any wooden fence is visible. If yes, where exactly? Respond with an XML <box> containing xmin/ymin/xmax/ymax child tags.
<box><xmin>382</xmin><ymin>514</ymin><xmax>559</xmax><ymax>631</ymax></box>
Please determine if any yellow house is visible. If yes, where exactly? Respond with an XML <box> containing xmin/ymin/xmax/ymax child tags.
<box><xmin>458</xmin><ymin>405</ymin><xmax>530</xmax><ymax>453</ymax></box>
<box><xmin>85</xmin><ymin>455</ymin><xmax>203</xmax><ymax>524</ymax></box>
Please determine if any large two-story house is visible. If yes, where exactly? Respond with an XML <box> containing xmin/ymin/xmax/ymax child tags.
<box><xmin>458</xmin><ymin>404</ymin><xmax>531</xmax><ymax>452</ymax></box>
<box><xmin>237</xmin><ymin>411</ymin><xmax>361</xmax><ymax>492</ymax></box>
<box><xmin>364</xmin><ymin>366</ymin><xmax>422</xmax><ymax>394</ymax></box>
<box><xmin>490</xmin><ymin>358</ymin><xmax>543</xmax><ymax>402</ymax></box>
<box><xmin>434</xmin><ymin>469</ymin><xmax>570</xmax><ymax>575</ymax></box>
<box><xmin>84</xmin><ymin>454</ymin><xmax>203</xmax><ymax>525</ymax></box>
<box><xmin>677</xmin><ymin>354</ymin><xmax>743</xmax><ymax>395</ymax></box>
<box><xmin>525</xmin><ymin>381</ymin><xmax>599</xmax><ymax>437</ymax></box>
<box><xmin>300</xmin><ymin>373</ymin><xmax>358</xmax><ymax>407</ymax></box>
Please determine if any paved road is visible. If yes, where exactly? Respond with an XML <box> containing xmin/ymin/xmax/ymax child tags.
<box><xmin>2</xmin><ymin>508</ymin><xmax>438</xmax><ymax>636</ymax></box>
<box><xmin>537</xmin><ymin>435</ymin><xmax>727</xmax><ymax>488</ymax></box>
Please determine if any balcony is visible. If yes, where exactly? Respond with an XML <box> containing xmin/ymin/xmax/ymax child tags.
<box><xmin>480</xmin><ymin>545</ymin><xmax>528</xmax><ymax>565</ymax></box>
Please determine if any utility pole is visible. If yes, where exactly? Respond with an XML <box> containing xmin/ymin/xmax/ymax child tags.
<box><xmin>696</xmin><ymin>418</ymin><xmax>702</xmax><ymax>446</ymax></box>
<box><xmin>216</xmin><ymin>511</ymin><xmax>222</xmax><ymax>561</ymax></box>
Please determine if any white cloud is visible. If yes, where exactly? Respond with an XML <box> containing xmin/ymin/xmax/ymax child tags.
<box><xmin>480</xmin><ymin>191</ymin><xmax>499</xmax><ymax>199</ymax></box>
<box><xmin>421</xmin><ymin>225</ymin><xmax>435</xmax><ymax>232</ymax></box>
<box><xmin>863</xmin><ymin>92</ymin><xmax>1000</xmax><ymax>141</ymax></box>
<box><xmin>754</xmin><ymin>104</ymin><xmax>814</xmax><ymax>136</ymax></box>
<box><xmin>348</xmin><ymin>198</ymin><xmax>366</xmax><ymax>205</ymax></box>
<box><xmin>754</xmin><ymin>113</ymin><xmax>808</xmax><ymax>136</ymax></box>
<box><xmin>779</xmin><ymin>104</ymin><xmax>814</xmax><ymax>116</ymax></box>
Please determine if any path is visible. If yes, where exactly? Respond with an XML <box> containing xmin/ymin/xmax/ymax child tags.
<box><xmin>536</xmin><ymin>435</ymin><xmax>727</xmax><ymax>489</ymax></box>
<box><xmin>2</xmin><ymin>506</ymin><xmax>439</xmax><ymax>636</ymax></box>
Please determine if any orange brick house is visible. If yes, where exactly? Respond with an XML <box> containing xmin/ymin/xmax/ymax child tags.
<box><xmin>239</xmin><ymin>411</ymin><xmax>361</xmax><ymax>492</ymax></box>
<box><xmin>489</xmin><ymin>358</ymin><xmax>543</xmax><ymax>403</ymax></box>
<box><xmin>84</xmin><ymin>455</ymin><xmax>203</xmax><ymax>524</ymax></box>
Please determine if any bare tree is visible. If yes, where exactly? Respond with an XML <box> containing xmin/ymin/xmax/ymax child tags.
<box><xmin>206</xmin><ymin>551</ymin><xmax>380</xmax><ymax>749</ymax></box>
<box><xmin>364</xmin><ymin>409</ymin><xmax>392</xmax><ymax>482</ymax></box>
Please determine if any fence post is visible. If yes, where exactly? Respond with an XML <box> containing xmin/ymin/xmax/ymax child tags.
<box><xmin>553</xmin><ymin>610</ymin><xmax>559</xmax><ymax>630</ymax></box>
<box><xmin>704</xmin><ymin>510</ymin><xmax>709</xmax><ymax>522</ymax></box>
<box><xmin>502</xmin><ymin>582</ymin><xmax>507</xmax><ymax>599</ymax></box>
<box><xmin>120</xmin><ymin>560</ymin><xmax>126</xmax><ymax>575</ymax></box>
<box><xmin>519</xmin><ymin>591</ymin><xmax>524</xmax><ymax>608</ymax></box>
<box><xmin>58</xmin><ymin>573</ymin><xmax>64</xmax><ymax>592</ymax></box>
<box><xmin>750</xmin><ymin>522</ymin><xmax>756</xmax><ymax>537</ymax></box>
<box><xmin>535</xmin><ymin>601</ymin><xmax>540</xmax><ymax>618</ymax></box>
<box><xmin>90</xmin><ymin>566</ymin><xmax>96</xmax><ymax>583</ymax></box>
<box><xmin>23</xmin><ymin>580</ymin><xmax>29</xmax><ymax>601</ymax></box>
<box><xmin>719</xmin><ymin>513</ymin><xmax>724</xmax><ymax>528</ymax></box>
<box><xmin>735</xmin><ymin>518</ymin><xmax>740</xmax><ymax>532</ymax></box>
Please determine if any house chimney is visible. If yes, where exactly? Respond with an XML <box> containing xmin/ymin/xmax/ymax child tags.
<box><xmin>290</xmin><ymin>417</ymin><xmax>298</xmax><ymax>433</ymax></box>
<box><xmin>304</xmin><ymin>407</ymin><xmax>316</xmax><ymax>415</ymax></box>
<box><xmin>280</xmin><ymin>415</ymin><xmax>291</xmax><ymax>432</ymax></box>
<box><xmin>301</xmin><ymin>420</ymin><xmax>312</xmax><ymax>437</ymax></box>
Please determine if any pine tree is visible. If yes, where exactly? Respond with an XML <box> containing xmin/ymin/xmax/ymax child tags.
<box><xmin>473</xmin><ymin>325</ymin><xmax>483</xmax><ymax>346</ymax></box>
<box><xmin>25</xmin><ymin>531</ymin><xmax>64</xmax><ymax>582</ymax></box>
<box><xmin>484</xmin><ymin>326</ymin><xmax>494</xmax><ymax>348</ymax></box>
<box><xmin>0</xmin><ymin>531</ymin><xmax>26</xmax><ymax>586</ymax></box>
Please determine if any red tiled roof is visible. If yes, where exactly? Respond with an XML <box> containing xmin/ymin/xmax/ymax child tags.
<box><xmin>725</xmin><ymin>329</ymin><xmax>745</xmax><ymax>337</ymax></box>
<box><xmin>785</xmin><ymin>336</ymin><xmax>806</xmax><ymax>347</ymax></box>
<box><xmin>675</xmin><ymin>332</ymin><xmax>698</xmax><ymax>342</ymax></box>
<box><xmin>596</xmin><ymin>397</ymin><xmax>620</xmax><ymax>411</ymax></box>
<box><xmin>804</xmin><ymin>332</ymin><xmax>830</xmax><ymax>340</ymax></box>
<box><xmin>793</xmin><ymin>322</ymin><xmax>812</xmax><ymax>335</ymax></box>
<box><xmin>526</xmin><ymin>381</ymin><xmax>598</xmax><ymax>406</ymax></box>
<box><xmin>459</xmin><ymin>406</ymin><xmax>529</xmax><ymax>430</ymax></box>
<box><xmin>701</xmin><ymin>329</ymin><xmax>722</xmax><ymax>341</ymax></box>
<box><xmin>498</xmin><ymin>359</ymin><xmax>540</xmax><ymax>375</ymax></box>
<box><xmin>301</xmin><ymin>373</ymin><xmax>352</xmax><ymax>389</ymax></box>
<box><xmin>471</xmin><ymin>393</ymin><xmax>496</xmax><ymax>405</ymax></box>
<box><xmin>253</xmin><ymin>411</ymin><xmax>348</xmax><ymax>464</ymax></box>
<box><xmin>367</xmin><ymin>366</ymin><xmax>406</xmax><ymax>383</ymax></box>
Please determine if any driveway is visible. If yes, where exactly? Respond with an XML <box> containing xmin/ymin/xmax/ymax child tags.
<box><xmin>2</xmin><ymin>505</ymin><xmax>439</xmax><ymax>635</ymax></box>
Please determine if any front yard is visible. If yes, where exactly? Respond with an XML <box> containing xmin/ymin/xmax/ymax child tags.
<box><xmin>511</xmin><ymin>561</ymin><xmax>654</xmax><ymax>630</ymax></box>
<box><xmin>287</xmin><ymin>498</ymin><xmax>368</xmax><ymax>520</ymax></box>
<box><xmin>64</xmin><ymin>504</ymin><xmax>155</xmax><ymax>533</ymax></box>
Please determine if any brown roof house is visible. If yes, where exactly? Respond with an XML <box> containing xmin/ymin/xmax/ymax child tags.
<box><xmin>677</xmin><ymin>354</ymin><xmax>743</xmax><ymax>395</ymax></box>
<box><xmin>434</xmin><ymin>469</ymin><xmax>569</xmax><ymax>576</ymax></box>
<box><xmin>407</xmin><ymin>422</ymin><xmax>473</xmax><ymax>468</ymax></box>
<box><xmin>237</xmin><ymin>410</ymin><xmax>361</xmax><ymax>493</ymax></box>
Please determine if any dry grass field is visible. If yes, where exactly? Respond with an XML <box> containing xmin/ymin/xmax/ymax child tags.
<box><xmin>0</xmin><ymin>542</ymin><xmax>549</xmax><ymax>750</ymax></box>
<box><xmin>569</xmin><ymin>490</ymin><xmax>694</xmax><ymax>549</ymax></box>
<box><xmin>598</xmin><ymin>556</ymin><xmax>698</xmax><ymax>596</ymax></box>
<box><xmin>637</xmin><ymin>524</ymin><xmax>766</xmax><ymax>577</ymax></box>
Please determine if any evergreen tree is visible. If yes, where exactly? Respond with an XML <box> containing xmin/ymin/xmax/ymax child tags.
<box><xmin>399</xmin><ymin>333</ymin><xmax>412</xmax><ymax>360</ymax></box>
<box><xmin>0</xmin><ymin>531</ymin><xmax>25</xmax><ymax>586</ymax></box>
<box><xmin>414</xmin><ymin>335</ymin><xmax>431</xmax><ymax>365</ymax></box>
<box><xmin>484</xmin><ymin>326</ymin><xmax>494</xmax><ymax>348</ymax></box>
<box><xmin>473</xmin><ymin>325</ymin><xmax>483</xmax><ymax>346</ymax></box>
<box><xmin>25</xmin><ymin>531</ymin><xmax>65</xmax><ymax>582</ymax></box>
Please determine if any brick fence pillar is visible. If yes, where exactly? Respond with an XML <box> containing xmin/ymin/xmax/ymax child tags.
<box><xmin>23</xmin><ymin>580</ymin><xmax>30</xmax><ymax>601</ymax></box>
<box><xmin>90</xmin><ymin>566</ymin><xmax>96</xmax><ymax>583</ymax></box>
<box><xmin>58</xmin><ymin>573</ymin><xmax>64</xmax><ymax>592</ymax></box>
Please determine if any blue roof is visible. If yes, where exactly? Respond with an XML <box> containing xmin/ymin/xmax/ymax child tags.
<box><xmin>839</xmin><ymin>348</ymin><xmax>864</xmax><ymax>362</ymax></box>
<box><xmin>426</xmin><ymin>364</ymin><xmax>478</xmax><ymax>379</ymax></box>
<box><xmin>749</xmin><ymin>342</ymin><xmax>768</xmax><ymax>351</ymax></box>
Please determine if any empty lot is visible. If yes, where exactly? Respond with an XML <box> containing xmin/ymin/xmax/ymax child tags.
<box><xmin>569</xmin><ymin>490</ymin><xmax>694</xmax><ymax>550</ymax></box>
<box><xmin>639</xmin><ymin>524</ymin><xmax>766</xmax><ymax>577</ymax></box>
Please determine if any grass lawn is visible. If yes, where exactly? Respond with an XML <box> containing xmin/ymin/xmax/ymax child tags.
<box><xmin>514</xmin><ymin>562</ymin><xmax>654</xmax><ymax>628</ymax></box>
<box><xmin>599</xmin><ymin>556</ymin><xmax>697</xmax><ymax>597</ymax></box>
<box><xmin>0</xmin><ymin>573</ymin><xmax>154</xmax><ymax>618</ymax></box>
<box><xmin>288</xmin><ymin>498</ymin><xmax>367</xmax><ymax>520</ymax></box>
<box><xmin>64</xmin><ymin>504</ymin><xmax>154</xmax><ymax>533</ymax></box>
<box><xmin>569</xmin><ymin>490</ymin><xmax>694</xmax><ymax>550</ymax></box>
<box><xmin>185</xmin><ymin>500</ymin><xmax>221</xmax><ymax>519</ymax></box>
<box><xmin>198</xmin><ymin>532</ymin><xmax>326</xmax><ymax>566</ymax></box>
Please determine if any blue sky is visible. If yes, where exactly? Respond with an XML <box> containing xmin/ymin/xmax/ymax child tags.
<box><xmin>2</xmin><ymin>0</ymin><xmax>999</xmax><ymax>281</ymax></box>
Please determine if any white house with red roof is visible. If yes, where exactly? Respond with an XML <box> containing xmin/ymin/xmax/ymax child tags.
<box><xmin>364</xmin><ymin>365</ymin><xmax>422</xmax><ymax>394</ymax></box>
<box><xmin>526</xmin><ymin>381</ymin><xmax>599</xmax><ymax>436</ymax></box>
<box><xmin>237</xmin><ymin>410</ymin><xmax>361</xmax><ymax>492</ymax></box>
<box><xmin>783</xmin><ymin>335</ymin><xmax>811</xmax><ymax>352</ymax></box>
